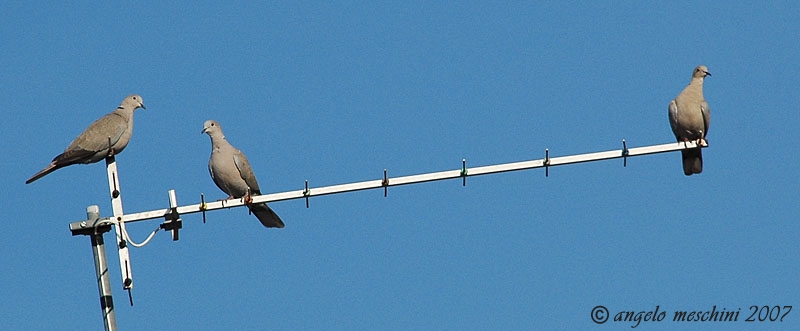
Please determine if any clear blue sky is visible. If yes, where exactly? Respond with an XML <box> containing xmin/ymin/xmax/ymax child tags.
<box><xmin>2</xmin><ymin>2</ymin><xmax>798</xmax><ymax>330</ymax></box>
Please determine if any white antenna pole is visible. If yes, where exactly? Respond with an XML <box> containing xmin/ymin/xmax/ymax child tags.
<box><xmin>105</xmin><ymin>156</ymin><xmax>134</xmax><ymax>303</ymax></box>
<box><xmin>85</xmin><ymin>205</ymin><xmax>117</xmax><ymax>331</ymax></box>
<box><xmin>72</xmin><ymin>140</ymin><xmax>703</xmax><ymax>226</ymax></box>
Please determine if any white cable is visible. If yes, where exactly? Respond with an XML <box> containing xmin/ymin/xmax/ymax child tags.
<box><xmin>120</xmin><ymin>225</ymin><xmax>161</xmax><ymax>248</ymax></box>
<box><xmin>92</xmin><ymin>217</ymin><xmax>160</xmax><ymax>248</ymax></box>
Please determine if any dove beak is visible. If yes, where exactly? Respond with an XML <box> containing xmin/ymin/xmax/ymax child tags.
<box><xmin>705</xmin><ymin>71</ymin><xmax>711</xmax><ymax>77</ymax></box>
<box><xmin>201</xmin><ymin>127</ymin><xmax>208</xmax><ymax>134</ymax></box>
<box><xmin>140</xmin><ymin>103</ymin><xmax>146</xmax><ymax>109</ymax></box>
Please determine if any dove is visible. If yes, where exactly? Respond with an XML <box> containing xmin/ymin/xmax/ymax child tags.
<box><xmin>669</xmin><ymin>65</ymin><xmax>711</xmax><ymax>176</ymax></box>
<box><xmin>202</xmin><ymin>120</ymin><xmax>285</xmax><ymax>228</ymax></box>
<box><xmin>26</xmin><ymin>94</ymin><xmax>146</xmax><ymax>184</ymax></box>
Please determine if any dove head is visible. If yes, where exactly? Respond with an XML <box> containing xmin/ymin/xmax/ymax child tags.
<box><xmin>120</xmin><ymin>94</ymin><xmax>146</xmax><ymax>110</ymax></box>
<box><xmin>693</xmin><ymin>65</ymin><xmax>711</xmax><ymax>79</ymax></box>
<box><xmin>202</xmin><ymin>120</ymin><xmax>224</xmax><ymax>138</ymax></box>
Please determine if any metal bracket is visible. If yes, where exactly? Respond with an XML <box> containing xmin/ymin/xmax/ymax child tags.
<box><xmin>544</xmin><ymin>148</ymin><xmax>550</xmax><ymax>177</ymax></box>
<box><xmin>70</xmin><ymin>216</ymin><xmax>113</xmax><ymax>237</ymax></box>
<box><xmin>382</xmin><ymin>169</ymin><xmax>389</xmax><ymax>197</ymax></box>
<box><xmin>460</xmin><ymin>159</ymin><xmax>468</xmax><ymax>186</ymax></box>
<box><xmin>160</xmin><ymin>190</ymin><xmax>182</xmax><ymax>241</ymax></box>
<box><xmin>199</xmin><ymin>193</ymin><xmax>207</xmax><ymax>223</ymax></box>
<box><xmin>303</xmin><ymin>180</ymin><xmax>310</xmax><ymax>208</ymax></box>
<box><xmin>622</xmin><ymin>139</ymin><xmax>629</xmax><ymax>167</ymax></box>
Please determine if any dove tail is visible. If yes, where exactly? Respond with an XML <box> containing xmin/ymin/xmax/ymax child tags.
<box><xmin>249</xmin><ymin>203</ymin><xmax>285</xmax><ymax>228</ymax></box>
<box><xmin>681</xmin><ymin>148</ymin><xmax>703</xmax><ymax>176</ymax></box>
<box><xmin>26</xmin><ymin>162</ymin><xmax>60</xmax><ymax>184</ymax></box>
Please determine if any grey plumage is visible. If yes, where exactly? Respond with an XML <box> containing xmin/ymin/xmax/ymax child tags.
<box><xmin>26</xmin><ymin>94</ymin><xmax>146</xmax><ymax>184</ymax></box>
<box><xmin>202</xmin><ymin>120</ymin><xmax>285</xmax><ymax>228</ymax></box>
<box><xmin>669</xmin><ymin>65</ymin><xmax>711</xmax><ymax>176</ymax></box>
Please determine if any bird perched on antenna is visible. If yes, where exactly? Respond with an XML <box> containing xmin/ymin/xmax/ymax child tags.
<box><xmin>26</xmin><ymin>94</ymin><xmax>146</xmax><ymax>184</ymax></box>
<box><xmin>202</xmin><ymin>120</ymin><xmax>285</xmax><ymax>228</ymax></box>
<box><xmin>668</xmin><ymin>65</ymin><xmax>711</xmax><ymax>175</ymax></box>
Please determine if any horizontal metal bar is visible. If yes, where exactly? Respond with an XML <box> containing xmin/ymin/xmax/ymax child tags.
<box><xmin>70</xmin><ymin>140</ymin><xmax>701</xmax><ymax>229</ymax></box>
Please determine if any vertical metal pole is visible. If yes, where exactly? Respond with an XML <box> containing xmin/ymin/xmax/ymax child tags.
<box><xmin>105</xmin><ymin>156</ymin><xmax>134</xmax><ymax>291</ymax></box>
<box><xmin>87</xmin><ymin>205</ymin><xmax>117</xmax><ymax>331</ymax></box>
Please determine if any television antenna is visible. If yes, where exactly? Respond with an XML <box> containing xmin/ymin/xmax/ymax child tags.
<box><xmin>69</xmin><ymin>139</ymin><xmax>705</xmax><ymax>331</ymax></box>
